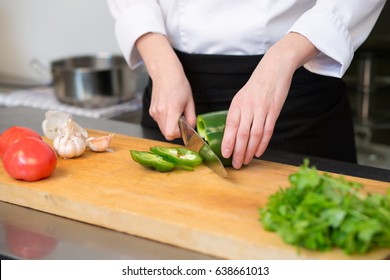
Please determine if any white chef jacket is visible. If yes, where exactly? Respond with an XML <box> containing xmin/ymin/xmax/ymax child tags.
<box><xmin>107</xmin><ymin>0</ymin><xmax>385</xmax><ymax>78</ymax></box>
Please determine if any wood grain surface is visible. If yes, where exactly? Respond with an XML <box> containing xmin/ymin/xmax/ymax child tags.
<box><xmin>0</xmin><ymin>129</ymin><xmax>389</xmax><ymax>259</ymax></box>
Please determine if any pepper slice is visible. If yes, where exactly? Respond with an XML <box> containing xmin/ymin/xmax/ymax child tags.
<box><xmin>150</xmin><ymin>146</ymin><xmax>203</xmax><ymax>167</ymax></box>
<box><xmin>130</xmin><ymin>150</ymin><xmax>175</xmax><ymax>172</ymax></box>
<box><xmin>196</xmin><ymin>110</ymin><xmax>232</xmax><ymax>167</ymax></box>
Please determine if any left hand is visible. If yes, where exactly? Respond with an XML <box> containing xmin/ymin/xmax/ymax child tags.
<box><xmin>221</xmin><ymin>32</ymin><xmax>319</xmax><ymax>169</ymax></box>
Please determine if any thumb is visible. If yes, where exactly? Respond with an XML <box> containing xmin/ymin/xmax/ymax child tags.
<box><xmin>183</xmin><ymin>99</ymin><xmax>196</xmax><ymax>129</ymax></box>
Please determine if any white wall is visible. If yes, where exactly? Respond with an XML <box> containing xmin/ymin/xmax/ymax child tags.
<box><xmin>0</xmin><ymin>0</ymin><xmax>120</xmax><ymax>83</ymax></box>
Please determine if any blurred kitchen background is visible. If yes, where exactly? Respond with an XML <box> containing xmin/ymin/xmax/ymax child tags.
<box><xmin>1</xmin><ymin>0</ymin><xmax>390</xmax><ymax>170</ymax></box>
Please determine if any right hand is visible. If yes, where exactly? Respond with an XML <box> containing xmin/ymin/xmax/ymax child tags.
<box><xmin>136</xmin><ymin>33</ymin><xmax>196</xmax><ymax>140</ymax></box>
<box><xmin>149</xmin><ymin>65</ymin><xmax>195</xmax><ymax>140</ymax></box>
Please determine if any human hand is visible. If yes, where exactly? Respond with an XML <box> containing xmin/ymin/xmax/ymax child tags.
<box><xmin>221</xmin><ymin>57</ymin><xmax>292</xmax><ymax>169</ymax></box>
<box><xmin>136</xmin><ymin>33</ymin><xmax>196</xmax><ymax>140</ymax></box>
<box><xmin>149</xmin><ymin>68</ymin><xmax>196</xmax><ymax>140</ymax></box>
<box><xmin>221</xmin><ymin>32</ymin><xmax>318</xmax><ymax>169</ymax></box>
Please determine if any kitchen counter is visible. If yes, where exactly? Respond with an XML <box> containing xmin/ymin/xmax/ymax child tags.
<box><xmin>0</xmin><ymin>106</ymin><xmax>389</xmax><ymax>260</ymax></box>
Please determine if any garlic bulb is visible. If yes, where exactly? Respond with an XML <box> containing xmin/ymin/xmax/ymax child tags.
<box><xmin>42</xmin><ymin>110</ymin><xmax>88</xmax><ymax>140</ymax></box>
<box><xmin>86</xmin><ymin>134</ymin><xmax>114</xmax><ymax>152</ymax></box>
<box><xmin>53</xmin><ymin>119</ymin><xmax>86</xmax><ymax>159</ymax></box>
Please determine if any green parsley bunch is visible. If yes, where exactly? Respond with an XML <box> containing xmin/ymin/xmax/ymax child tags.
<box><xmin>259</xmin><ymin>160</ymin><xmax>390</xmax><ymax>254</ymax></box>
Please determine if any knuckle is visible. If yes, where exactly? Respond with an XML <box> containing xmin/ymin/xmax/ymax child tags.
<box><xmin>165</xmin><ymin>134</ymin><xmax>175</xmax><ymax>141</ymax></box>
<box><xmin>263</xmin><ymin>127</ymin><xmax>274</xmax><ymax>138</ymax></box>
<box><xmin>237</xmin><ymin>129</ymin><xmax>250</xmax><ymax>139</ymax></box>
<box><xmin>225</xmin><ymin>118</ymin><xmax>239</xmax><ymax>129</ymax></box>
<box><xmin>250</xmin><ymin>129</ymin><xmax>263</xmax><ymax>139</ymax></box>
<box><xmin>149</xmin><ymin>107</ymin><xmax>157</xmax><ymax>118</ymax></box>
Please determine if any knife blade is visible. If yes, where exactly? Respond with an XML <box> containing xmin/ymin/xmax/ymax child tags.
<box><xmin>178</xmin><ymin>116</ymin><xmax>227</xmax><ymax>178</ymax></box>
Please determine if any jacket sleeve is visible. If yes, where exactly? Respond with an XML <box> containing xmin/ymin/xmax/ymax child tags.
<box><xmin>289</xmin><ymin>0</ymin><xmax>386</xmax><ymax>78</ymax></box>
<box><xmin>107</xmin><ymin>0</ymin><xmax>166</xmax><ymax>69</ymax></box>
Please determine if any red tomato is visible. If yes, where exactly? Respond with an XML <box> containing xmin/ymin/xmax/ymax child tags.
<box><xmin>0</xmin><ymin>126</ymin><xmax>42</xmax><ymax>158</ymax></box>
<box><xmin>3</xmin><ymin>137</ymin><xmax>57</xmax><ymax>182</ymax></box>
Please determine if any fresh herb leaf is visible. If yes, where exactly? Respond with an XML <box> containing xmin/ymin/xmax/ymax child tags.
<box><xmin>259</xmin><ymin>160</ymin><xmax>390</xmax><ymax>254</ymax></box>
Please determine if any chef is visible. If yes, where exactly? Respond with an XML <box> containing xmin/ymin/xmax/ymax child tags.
<box><xmin>107</xmin><ymin>0</ymin><xmax>386</xmax><ymax>169</ymax></box>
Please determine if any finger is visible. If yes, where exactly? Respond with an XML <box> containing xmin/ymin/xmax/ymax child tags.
<box><xmin>243</xmin><ymin>114</ymin><xmax>265</xmax><ymax>165</ymax></box>
<box><xmin>164</xmin><ymin>110</ymin><xmax>183</xmax><ymax>140</ymax></box>
<box><xmin>149</xmin><ymin>105</ymin><xmax>170</xmax><ymax>139</ymax></box>
<box><xmin>231</xmin><ymin>113</ymin><xmax>252</xmax><ymax>169</ymax></box>
<box><xmin>183</xmin><ymin>99</ymin><xmax>196</xmax><ymax>129</ymax></box>
<box><xmin>255</xmin><ymin>112</ymin><xmax>276</xmax><ymax>157</ymax></box>
<box><xmin>221</xmin><ymin>109</ymin><xmax>241</xmax><ymax>159</ymax></box>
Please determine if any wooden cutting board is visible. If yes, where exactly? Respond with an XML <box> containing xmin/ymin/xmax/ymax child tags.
<box><xmin>0</xmin><ymin>129</ymin><xmax>389</xmax><ymax>260</ymax></box>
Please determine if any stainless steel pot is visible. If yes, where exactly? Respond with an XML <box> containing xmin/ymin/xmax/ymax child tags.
<box><xmin>51</xmin><ymin>53</ymin><xmax>148</xmax><ymax>108</ymax></box>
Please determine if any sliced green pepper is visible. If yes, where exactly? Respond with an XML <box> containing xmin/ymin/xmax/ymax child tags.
<box><xmin>196</xmin><ymin>110</ymin><xmax>232</xmax><ymax>167</ymax></box>
<box><xmin>130</xmin><ymin>150</ymin><xmax>175</xmax><ymax>172</ymax></box>
<box><xmin>197</xmin><ymin>110</ymin><xmax>228</xmax><ymax>137</ymax></box>
<box><xmin>150</xmin><ymin>146</ymin><xmax>203</xmax><ymax>167</ymax></box>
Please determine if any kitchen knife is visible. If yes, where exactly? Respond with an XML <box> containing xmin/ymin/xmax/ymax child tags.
<box><xmin>178</xmin><ymin>116</ymin><xmax>227</xmax><ymax>178</ymax></box>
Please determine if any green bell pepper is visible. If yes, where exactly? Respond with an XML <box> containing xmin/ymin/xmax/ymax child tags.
<box><xmin>150</xmin><ymin>146</ymin><xmax>203</xmax><ymax>168</ymax></box>
<box><xmin>131</xmin><ymin>146</ymin><xmax>203</xmax><ymax>172</ymax></box>
<box><xmin>130</xmin><ymin>150</ymin><xmax>175</xmax><ymax>172</ymax></box>
<box><xmin>196</xmin><ymin>110</ymin><xmax>232</xmax><ymax>167</ymax></box>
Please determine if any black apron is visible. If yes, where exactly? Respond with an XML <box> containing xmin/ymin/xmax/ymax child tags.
<box><xmin>142</xmin><ymin>50</ymin><xmax>357</xmax><ymax>163</ymax></box>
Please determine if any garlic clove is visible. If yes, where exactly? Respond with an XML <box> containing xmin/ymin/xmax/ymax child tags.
<box><xmin>86</xmin><ymin>134</ymin><xmax>114</xmax><ymax>152</ymax></box>
<box><xmin>42</xmin><ymin>110</ymin><xmax>88</xmax><ymax>140</ymax></box>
